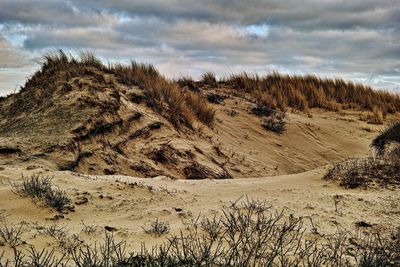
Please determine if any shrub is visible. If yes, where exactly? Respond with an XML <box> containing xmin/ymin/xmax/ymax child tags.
<box><xmin>206</xmin><ymin>92</ymin><xmax>227</xmax><ymax>104</ymax></box>
<box><xmin>327</xmin><ymin>124</ymin><xmax>400</xmax><ymax>188</ymax></box>
<box><xmin>44</xmin><ymin>188</ymin><xmax>71</xmax><ymax>212</ymax></box>
<box><xmin>183</xmin><ymin>162</ymin><xmax>232</xmax><ymax>179</ymax></box>
<box><xmin>371</xmin><ymin>121</ymin><xmax>400</xmax><ymax>154</ymax></box>
<box><xmin>324</xmin><ymin>156</ymin><xmax>400</xmax><ymax>188</ymax></box>
<box><xmin>143</xmin><ymin>219</ymin><xmax>170</xmax><ymax>237</ymax></box>
<box><xmin>250</xmin><ymin>102</ymin><xmax>275</xmax><ymax>117</ymax></box>
<box><xmin>12</xmin><ymin>174</ymin><xmax>71</xmax><ymax>212</ymax></box>
<box><xmin>0</xmin><ymin>222</ymin><xmax>25</xmax><ymax>248</ymax></box>
<box><xmin>12</xmin><ymin>173</ymin><xmax>52</xmax><ymax>199</ymax></box>
<box><xmin>261</xmin><ymin>111</ymin><xmax>286</xmax><ymax>134</ymax></box>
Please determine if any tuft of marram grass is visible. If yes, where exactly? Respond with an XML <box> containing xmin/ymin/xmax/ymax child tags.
<box><xmin>4</xmin><ymin>50</ymin><xmax>215</xmax><ymax>129</ymax></box>
<box><xmin>227</xmin><ymin>71</ymin><xmax>400</xmax><ymax>114</ymax></box>
<box><xmin>201</xmin><ymin>71</ymin><xmax>218</xmax><ymax>86</ymax></box>
<box><xmin>11</xmin><ymin>174</ymin><xmax>71</xmax><ymax>212</ymax></box>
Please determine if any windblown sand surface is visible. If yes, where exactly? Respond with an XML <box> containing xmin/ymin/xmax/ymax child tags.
<box><xmin>1</xmin><ymin>110</ymin><xmax>399</xmax><ymax>255</ymax></box>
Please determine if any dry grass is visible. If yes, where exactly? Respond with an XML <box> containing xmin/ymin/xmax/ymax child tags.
<box><xmin>108</xmin><ymin>60</ymin><xmax>215</xmax><ymax>128</ymax></box>
<box><xmin>324</xmin><ymin>156</ymin><xmax>400</xmax><ymax>188</ymax></box>
<box><xmin>2</xmin><ymin>50</ymin><xmax>214</xmax><ymax>129</ymax></box>
<box><xmin>326</xmin><ymin>123</ymin><xmax>400</xmax><ymax>188</ymax></box>
<box><xmin>11</xmin><ymin>174</ymin><xmax>71</xmax><ymax>212</ymax></box>
<box><xmin>201</xmin><ymin>71</ymin><xmax>218</xmax><ymax>86</ymax></box>
<box><xmin>361</xmin><ymin>107</ymin><xmax>385</xmax><ymax>125</ymax></box>
<box><xmin>225</xmin><ymin>72</ymin><xmax>400</xmax><ymax>114</ymax></box>
<box><xmin>176</xmin><ymin>76</ymin><xmax>199</xmax><ymax>92</ymax></box>
<box><xmin>3</xmin><ymin>50</ymin><xmax>398</xmax><ymax>131</ymax></box>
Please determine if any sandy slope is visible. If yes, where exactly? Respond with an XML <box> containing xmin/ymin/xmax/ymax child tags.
<box><xmin>0</xmin><ymin>79</ymin><xmax>385</xmax><ymax>179</ymax></box>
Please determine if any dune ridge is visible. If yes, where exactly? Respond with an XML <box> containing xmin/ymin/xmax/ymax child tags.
<box><xmin>1</xmin><ymin>51</ymin><xmax>399</xmax><ymax>179</ymax></box>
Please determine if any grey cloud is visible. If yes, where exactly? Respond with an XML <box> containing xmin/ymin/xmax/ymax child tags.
<box><xmin>0</xmin><ymin>0</ymin><xmax>399</xmax><ymax>94</ymax></box>
<box><xmin>73</xmin><ymin>0</ymin><xmax>400</xmax><ymax>30</ymax></box>
<box><xmin>0</xmin><ymin>35</ymin><xmax>31</xmax><ymax>68</ymax></box>
<box><xmin>0</xmin><ymin>0</ymin><xmax>118</xmax><ymax>27</ymax></box>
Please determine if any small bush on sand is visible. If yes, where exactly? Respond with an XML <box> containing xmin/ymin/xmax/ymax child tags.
<box><xmin>143</xmin><ymin>219</ymin><xmax>170</xmax><ymax>237</ymax></box>
<box><xmin>324</xmin><ymin>155</ymin><xmax>400</xmax><ymax>188</ymax></box>
<box><xmin>43</xmin><ymin>188</ymin><xmax>71</xmax><ymax>212</ymax></box>
<box><xmin>250</xmin><ymin>102</ymin><xmax>275</xmax><ymax>117</ymax></box>
<box><xmin>206</xmin><ymin>92</ymin><xmax>227</xmax><ymax>104</ymax></box>
<box><xmin>12</xmin><ymin>174</ymin><xmax>52</xmax><ymax>199</ymax></box>
<box><xmin>326</xmin><ymin>123</ymin><xmax>400</xmax><ymax>188</ymax></box>
<box><xmin>0</xmin><ymin>222</ymin><xmax>25</xmax><ymax>248</ymax></box>
<box><xmin>371</xmin><ymin>121</ymin><xmax>400</xmax><ymax>154</ymax></box>
<box><xmin>261</xmin><ymin>111</ymin><xmax>286</xmax><ymax>134</ymax></box>
<box><xmin>12</xmin><ymin>174</ymin><xmax>71</xmax><ymax>212</ymax></box>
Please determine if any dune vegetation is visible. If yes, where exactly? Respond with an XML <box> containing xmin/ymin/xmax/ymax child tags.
<box><xmin>2</xmin><ymin>50</ymin><xmax>399</xmax><ymax>129</ymax></box>
<box><xmin>325</xmin><ymin>122</ymin><xmax>400</xmax><ymax>188</ymax></box>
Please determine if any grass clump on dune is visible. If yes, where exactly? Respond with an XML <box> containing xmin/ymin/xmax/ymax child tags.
<box><xmin>11</xmin><ymin>174</ymin><xmax>71</xmax><ymax>212</ymax></box>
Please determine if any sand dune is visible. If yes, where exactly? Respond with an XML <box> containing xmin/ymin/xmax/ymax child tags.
<box><xmin>0</xmin><ymin>54</ymin><xmax>399</xmax><ymax>265</ymax></box>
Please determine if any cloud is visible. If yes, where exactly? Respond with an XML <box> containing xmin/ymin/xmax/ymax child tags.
<box><xmin>0</xmin><ymin>34</ymin><xmax>31</xmax><ymax>68</ymax></box>
<box><xmin>0</xmin><ymin>0</ymin><xmax>118</xmax><ymax>27</ymax></box>
<box><xmin>0</xmin><ymin>0</ymin><xmax>399</xmax><ymax>95</ymax></box>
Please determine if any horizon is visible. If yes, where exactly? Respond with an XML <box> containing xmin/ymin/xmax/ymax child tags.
<box><xmin>1</xmin><ymin>0</ymin><xmax>400</xmax><ymax>95</ymax></box>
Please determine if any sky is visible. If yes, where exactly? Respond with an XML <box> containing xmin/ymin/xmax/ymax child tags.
<box><xmin>0</xmin><ymin>0</ymin><xmax>400</xmax><ymax>96</ymax></box>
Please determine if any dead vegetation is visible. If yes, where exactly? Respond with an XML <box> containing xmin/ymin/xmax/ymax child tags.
<box><xmin>225</xmin><ymin>72</ymin><xmax>400</xmax><ymax>115</ymax></box>
<box><xmin>249</xmin><ymin>102</ymin><xmax>287</xmax><ymax>134</ymax></box>
<box><xmin>261</xmin><ymin>111</ymin><xmax>286</xmax><ymax>134</ymax></box>
<box><xmin>371</xmin><ymin>121</ymin><xmax>400</xmax><ymax>154</ymax></box>
<box><xmin>324</xmin><ymin>157</ymin><xmax>400</xmax><ymax>188</ymax></box>
<box><xmin>1</xmin><ymin>50</ymin><xmax>399</xmax><ymax>178</ymax></box>
<box><xmin>1</xmin><ymin>198</ymin><xmax>399</xmax><ymax>266</ymax></box>
<box><xmin>11</xmin><ymin>174</ymin><xmax>71</xmax><ymax>212</ymax></box>
<box><xmin>110</xmin><ymin>60</ymin><xmax>215</xmax><ymax>128</ymax></box>
<box><xmin>0</xmin><ymin>50</ymin><xmax>214</xmax><ymax>130</ymax></box>
<box><xmin>325</xmin><ymin>122</ymin><xmax>400</xmax><ymax>188</ymax></box>
<box><xmin>183</xmin><ymin>162</ymin><xmax>232</xmax><ymax>180</ymax></box>
<box><xmin>143</xmin><ymin>219</ymin><xmax>170</xmax><ymax>237</ymax></box>
<box><xmin>206</xmin><ymin>92</ymin><xmax>227</xmax><ymax>104</ymax></box>
<box><xmin>201</xmin><ymin>71</ymin><xmax>218</xmax><ymax>87</ymax></box>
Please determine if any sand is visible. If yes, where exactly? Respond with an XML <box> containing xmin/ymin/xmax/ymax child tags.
<box><xmin>1</xmin><ymin>109</ymin><xmax>399</xmax><ymax>256</ymax></box>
